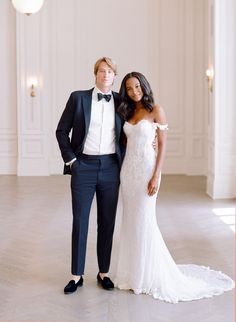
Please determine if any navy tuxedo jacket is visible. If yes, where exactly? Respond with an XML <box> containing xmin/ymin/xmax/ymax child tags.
<box><xmin>56</xmin><ymin>88</ymin><xmax>125</xmax><ymax>175</ymax></box>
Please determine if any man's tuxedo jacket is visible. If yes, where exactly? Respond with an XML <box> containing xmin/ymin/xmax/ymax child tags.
<box><xmin>56</xmin><ymin>88</ymin><xmax>125</xmax><ymax>175</ymax></box>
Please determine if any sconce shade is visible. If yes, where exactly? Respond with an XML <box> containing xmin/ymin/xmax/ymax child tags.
<box><xmin>12</xmin><ymin>0</ymin><xmax>44</xmax><ymax>15</ymax></box>
<box><xmin>206</xmin><ymin>67</ymin><xmax>214</xmax><ymax>93</ymax></box>
<box><xmin>206</xmin><ymin>69</ymin><xmax>214</xmax><ymax>79</ymax></box>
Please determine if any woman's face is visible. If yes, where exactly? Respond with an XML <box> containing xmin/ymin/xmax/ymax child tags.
<box><xmin>125</xmin><ymin>77</ymin><xmax>143</xmax><ymax>102</ymax></box>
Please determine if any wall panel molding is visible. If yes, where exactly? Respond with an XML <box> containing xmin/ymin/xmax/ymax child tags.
<box><xmin>15</xmin><ymin>6</ymin><xmax>50</xmax><ymax>175</ymax></box>
<box><xmin>0</xmin><ymin>136</ymin><xmax>17</xmax><ymax>157</ymax></box>
<box><xmin>0</xmin><ymin>1</ymin><xmax>17</xmax><ymax>173</ymax></box>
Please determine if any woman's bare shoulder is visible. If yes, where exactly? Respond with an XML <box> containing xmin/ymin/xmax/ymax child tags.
<box><xmin>152</xmin><ymin>104</ymin><xmax>167</xmax><ymax>123</ymax></box>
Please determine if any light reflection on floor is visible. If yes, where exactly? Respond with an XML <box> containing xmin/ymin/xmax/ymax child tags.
<box><xmin>212</xmin><ymin>207</ymin><xmax>235</xmax><ymax>233</ymax></box>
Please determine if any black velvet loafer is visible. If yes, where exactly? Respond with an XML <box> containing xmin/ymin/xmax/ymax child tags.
<box><xmin>64</xmin><ymin>277</ymin><xmax>83</xmax><ymax>294</ymax></box>
<box><xmin>97</xmin><ymin>273</ymin><xmax>114</xmax><ymax>290</ymax></box>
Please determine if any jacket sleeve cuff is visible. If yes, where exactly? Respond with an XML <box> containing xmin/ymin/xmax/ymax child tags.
<box><xmin>65</xmin><ymin>158</ymin><xmax>77</xmax><ymax>166</ymax></box>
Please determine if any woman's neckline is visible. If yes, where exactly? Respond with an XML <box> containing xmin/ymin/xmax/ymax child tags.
<box><xmin>126</xmin><ymin>119</ymin><xmax>154</xmax><ymax>126</ymax></box>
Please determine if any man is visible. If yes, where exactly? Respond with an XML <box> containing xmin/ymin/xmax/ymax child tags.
<box><xmin>56</xmin><ymin>57</ymin><xmax>124</xmax><ymax>294</ymax></box>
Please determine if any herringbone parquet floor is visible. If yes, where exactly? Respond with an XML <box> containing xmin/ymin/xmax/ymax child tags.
<box><xmin>0</xmin><ymin>175</ymin><xmax>234</xmax><ymax>322</ymax></box>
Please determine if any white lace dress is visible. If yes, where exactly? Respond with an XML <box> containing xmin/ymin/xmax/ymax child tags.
<box><xmin>114</xmin><ymin>120</ymin><xmax>234</xmax><ymax>303</ymax></box>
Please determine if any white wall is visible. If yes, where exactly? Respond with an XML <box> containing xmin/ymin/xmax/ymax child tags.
<box><xmin>1</xmin><ymin>0</ymin><xmax>208</xmax><ymax>176</ymax></box>
<box><xmin>207</xmin><ymin>0</ymin><xmax>236</xmax><ymax>198</ymax></box>
<box><xmin>0</xmin><ymin>1</ymin><xmax>17</xmax><ymax>174</ymax></box>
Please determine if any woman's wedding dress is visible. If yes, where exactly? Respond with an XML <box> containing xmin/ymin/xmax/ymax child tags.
<box><xmin>114</xmin><ymin>120</ymin><xmax>234</xmax><ymax>303</ymax></box>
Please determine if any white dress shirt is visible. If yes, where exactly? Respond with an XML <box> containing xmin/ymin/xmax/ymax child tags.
<box><xmin>66</xmin><ymin>87</ymin><xmax>116</xmax><ymax>166</ymax></box>
<box><xmin>83</xmin><ymin>87</ymin><xmax>116</xmax><ymax>155</ymax></box>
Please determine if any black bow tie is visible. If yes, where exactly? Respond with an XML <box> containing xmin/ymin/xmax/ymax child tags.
<box><xmin>97</xmin><ymin>93</ymin><xmax>112</xmax><ymax>102</ymax></box>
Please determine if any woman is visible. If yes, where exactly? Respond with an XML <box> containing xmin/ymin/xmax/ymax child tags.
<box><xmin>114</xmin><ymin>72</ymin><xmax>234</xmax><ymax>303</ymax></box>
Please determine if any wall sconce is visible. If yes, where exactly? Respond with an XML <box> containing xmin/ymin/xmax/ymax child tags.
<box><xmin>28</xmin><ymin>78</ymin><xmax>38</xmax><ymax>97</ymax></box>
<box><xmin>206</xmin><ymin>67</ymin><xmax>214</xmax><ymax>93</ymax></box>
<box><xmin>11</xmin><ymin>0</ymin><xmax>44</xmax><ymax>15</ymax></box>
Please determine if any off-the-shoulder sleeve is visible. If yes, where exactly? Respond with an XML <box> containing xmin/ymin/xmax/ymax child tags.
<box><xmin>153</xmin><ymin>122</ymin><xmax>168</xmax><ymax>131</ymax></box>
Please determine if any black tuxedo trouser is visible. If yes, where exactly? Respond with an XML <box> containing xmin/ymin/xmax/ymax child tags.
<box><xmin>70</xmin><ymin>154</ymin><xmax>120</xmax><ymax>275</ymax></box>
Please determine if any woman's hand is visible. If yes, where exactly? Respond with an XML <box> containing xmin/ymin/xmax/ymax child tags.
<box><xmin>147</xmin><ymin>174</ymin><xmax>160</xmax><ymax>196</ymax></box>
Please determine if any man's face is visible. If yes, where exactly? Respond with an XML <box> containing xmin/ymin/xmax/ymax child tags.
<box><xmin>95</xmin><ymin>62</ymin><xmax>115</xmax><ymax>91</ymax></box>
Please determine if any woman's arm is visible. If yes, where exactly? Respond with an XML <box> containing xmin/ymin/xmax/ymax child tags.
<box><xmin>147</xmin><ymin>105</ymin><xmax>168</xmax><ymax>196</ymax></box>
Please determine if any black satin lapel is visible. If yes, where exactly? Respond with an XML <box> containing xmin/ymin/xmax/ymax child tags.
<box><xmin>113</xmin><ymin>92</ymin><xmax>120</xmax><ymax>111</ymax></box>
<box><xmin>82</xmin><ymin>93</ymin><xmax>92</xmax><ymax>136</ymax></box>
<box><xmin>115</xmin><ymin>112</ymin><xmax>122</xmax><ymax>141</ymax></box>
<box><xmin>113</xmin><ymin>92</ymin><xmax>122</xmax><ymax>141</ymax></box>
